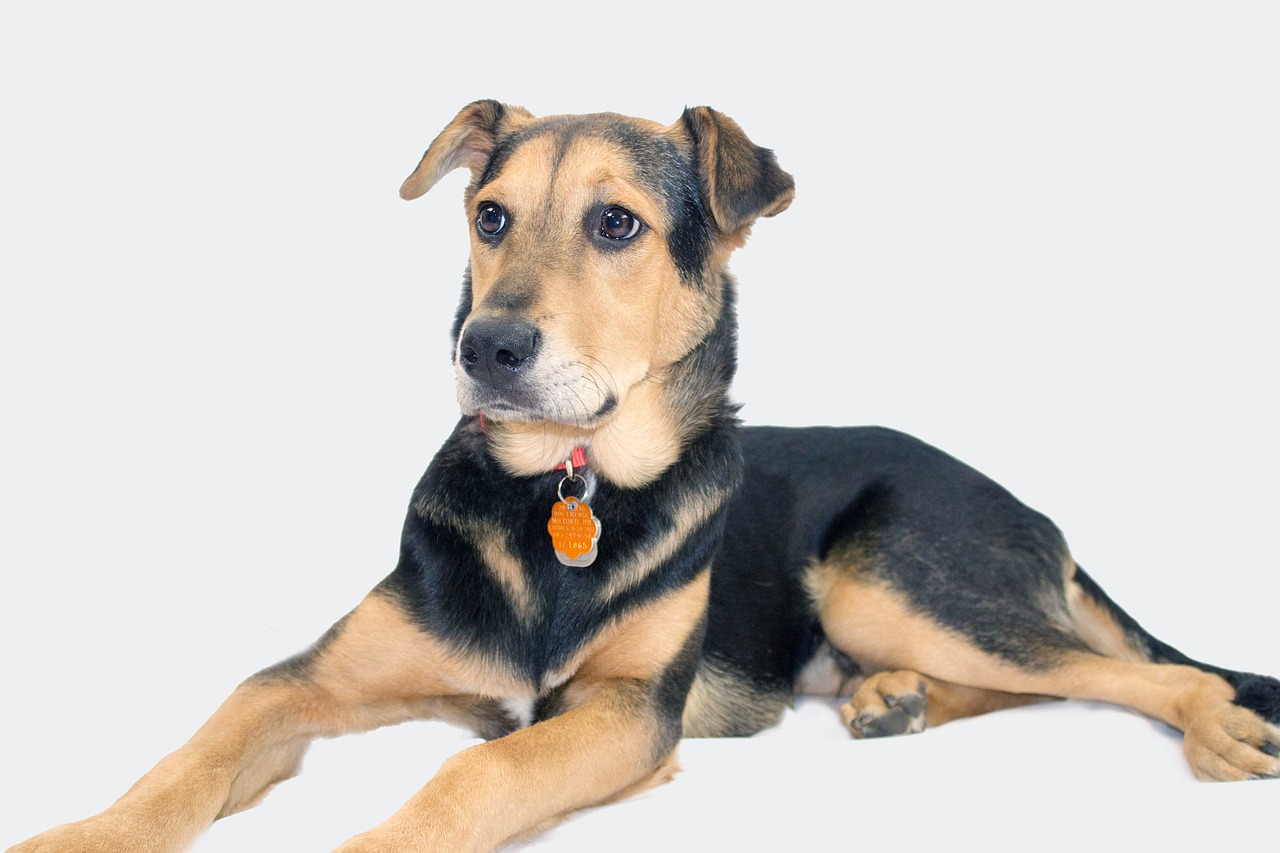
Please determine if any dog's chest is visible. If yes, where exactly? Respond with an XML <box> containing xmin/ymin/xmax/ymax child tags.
<box><xmin>398</xmin><ymin>429</ymin><xmax>732</xmax><ymax>703</ymax></box>
<box><xmin>401</xmin><ymin>482</ymin><xmax>630</xmax><ymax>684</ymax></box>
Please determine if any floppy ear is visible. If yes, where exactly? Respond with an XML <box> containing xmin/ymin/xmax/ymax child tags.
<box><xmin>400</xmin><ymin>100</ymin><xmax>534</xmax><ymax>200</ymax></box>
<box><xmin>680</xmin><ymin>106</ymin><xmax>795</xmax><ymax>233</ymax></box>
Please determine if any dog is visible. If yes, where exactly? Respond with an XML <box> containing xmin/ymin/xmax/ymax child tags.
<box><xmin>9</xmin><ymin>101</ymin><xmax>1280</xmax><ymax>853</ymax></box>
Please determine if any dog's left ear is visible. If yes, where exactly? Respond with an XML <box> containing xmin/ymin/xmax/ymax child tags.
<box><xmin>400</xmin><ymin>100</ymin><xmax>534</xmax><ymax>200</ymax></box>
<box><xmin>680</xmin><ymin>106</ymin><xmax>795</xmax><ymax>233</ymax></box>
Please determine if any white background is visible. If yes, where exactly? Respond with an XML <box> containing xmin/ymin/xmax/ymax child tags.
<box><xmin>2</xmin><ymin>2</ymin><xmax>1278</xmax><ymax>850</ymax></box>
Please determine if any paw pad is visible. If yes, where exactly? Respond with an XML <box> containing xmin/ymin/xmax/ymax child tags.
<box><xmin>842</xmin><ymin>674</ymin><xmax>927</xmax><ymax>739</ymax></box>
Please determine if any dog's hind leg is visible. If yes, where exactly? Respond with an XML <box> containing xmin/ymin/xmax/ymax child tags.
<box><xmin>810</xmin><ymin>561</ymin><xmax>1280</xmax><ymax>780</ymax></box>
<box><xmin>1061</xmin><ymin>562</ymin><xmax>1280</xmax><ymax>779</ymax></box>
<box><xmin>6</xmin><ymin>589</ymin><xmax>514</xmax><ymax>853</ymax></box>
<box><xmin>840</xmin><ymin>670</ymin><xmax>1054</xmax><ymax>737</ymax></box>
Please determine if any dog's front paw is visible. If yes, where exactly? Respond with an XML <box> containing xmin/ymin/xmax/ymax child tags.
<box><xmin>841</xmin><ymin>670</ymin><xmax>927</xmax><ymax>738</ymax></box>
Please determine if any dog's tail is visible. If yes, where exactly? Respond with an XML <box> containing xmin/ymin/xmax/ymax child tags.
<box><xmin>1070</xmin><ymin>563</ymin><xmax>1280</xmax><ymax>726</ymax></box>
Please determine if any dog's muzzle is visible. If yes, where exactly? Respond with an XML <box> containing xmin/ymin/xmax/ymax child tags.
<box><xmin>458</xmin><ymin>316</ymin><xmax>540</xmax><ymax>391</ymax></box>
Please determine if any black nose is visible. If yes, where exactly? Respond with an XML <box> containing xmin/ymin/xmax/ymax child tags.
<box><xmin>459</xmin><ymin>317</ymin><xmax>540</xmax><ymax>384</ymax></box>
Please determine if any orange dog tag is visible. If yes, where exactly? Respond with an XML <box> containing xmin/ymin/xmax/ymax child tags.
<box><xmin>547</xmin><ymin>498</ymin><xmax>602</xmax><ymax>567</ymax></box>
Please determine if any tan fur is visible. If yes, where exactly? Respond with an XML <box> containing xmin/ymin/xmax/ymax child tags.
<box><xmin>917</xmin><ymin>678</ymin><xmax>1053</xmax><ymax>727</ymax></box>
<box><xmin>809</xmin><ymin>560</ymin><xmax>1280</xmax><ymax>779</ymax></box>
<box><xmin>486</xmin><ymin>419</ymin><xmax>592</xmax><ymax>478</ymax></box>
<box><xmin>575</xmin><ymin>376</ymin><xmax>685</xmax><ymax>487</ymax></box>
<box><xmin>218</xmin><ymin>736</ymin><xmax>309</xmax><ymax>817</ymax></box>
<box><xmin>10</xmin><ymin>102</ymin><xmax>799</xmax><ymax>853</ymax></box>
<box><xmin>310</xmin><ymin>591</ymin><xmax>529</xmax><ymax>702</ymax></box>
<box><xmin>13</xmin><ymin>99</ymin><xmax>1278</xmax><ymax>853</ymax></box>
<box><xmin>7</xmin><ymin>103</ymin><xmax>804</xmax><ymax>853</ymax></box>
<box><xmin>8</xmin><ymin>574</ymin><xmax>708</xmax><ymax>853</ymax></box>
<box><xmin>7</xmin><ymin>671</ymin><xmax>400</xmax><ymax>853</ymax></box>
<box><xmin>487</xmin><ymin>375</ymin><xmax>688</xmax><ymax>487</ymax></box>
<box><xmin>459</xmin><ymin>131</ymin><xmax>710</xmax><ymax>409</ymax></box>
<box><xmin>551</xmin><ymin>570</ymin><xmax>711</xmax><ymax>709</ymax></box>
<box><xmin>332</xmin><ymin>682</ymin><xmax>663</xmax><ymax>853</ymax></box>
<box><xmin>400</xmin><ymin>101</ymin><xmax>535</xmax><ymax>200</ymax></box>
<box><xmin>475</xmin><ymin>523</ymin><xmax>536</xmax><ymax>622</ymax></box>
<box><xmin>841</xmin><ymin>670</ymin><xmax>928</xmax><ymax>735</ymax></box>
<box><xmin>412</xmin><ymin>501</ymin><xmax>535</xmax><ymax>621</ymax></box>
<box><xmin>841</xmin><ymin>670</ymin><xmax>1051</xmax><ymax>733</ymax></box>
<box><xmin>1064</xmin><ymin>560</ymin><xmax>1146</xmax><ymax>663</ymax></box>
<box><xmin>807</xmin><ymin>563</ymin><xmax>984</xmax><ymax>678</ymax></box>
<box><xmin>600</xmin><ymin>486</ymin><xmax>731</xmax><ymax>600</ymax></box>
<box><xmin>581</xmin><ymin>569</ymin><xmax>709</xmax><ymax>680</ymax></box>
<box><xmin>678</xmin><ymin>107</ymin><xmax>796</xmax><ymax>233</ymax></box>
<box><xmin>506</xmin><ymin>749</ymin><xmax>682</xmax><ymax>845</ymax></box>
<box><xmin>29</xmin><ymin>591</ymin><xmax>529</xmax><ymax>852</ymax></box>
<box><xmin>458</xmin><ymin>121</ymin><xmax>728</xmax><ymax>486</ymax></box>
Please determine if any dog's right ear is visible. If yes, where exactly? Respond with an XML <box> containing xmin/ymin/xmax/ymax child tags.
<box><xmin>400</xmin><ymin>100</ymin><xmax>533</xmax><ymax>200</ymax></box>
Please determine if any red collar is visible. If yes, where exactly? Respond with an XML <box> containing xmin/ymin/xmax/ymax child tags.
<box><xmin>557</xmin><ymin>445</ymin><xmax>588</xmax><ymax>471</ymax></box>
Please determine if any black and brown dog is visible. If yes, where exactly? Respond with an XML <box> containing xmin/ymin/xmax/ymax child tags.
<box><xmin>9</xmin><ymin>101</ymin><xmax>1280</xmax><ymax>853</ymax></box>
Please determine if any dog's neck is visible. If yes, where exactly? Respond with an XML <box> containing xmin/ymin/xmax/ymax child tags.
<box><xmin>485</xmin><ymin>378</ymin><xmax>682</xmax><ymax>487</ymax></box>
<box><xmin>483</xmin><ymin>276</ymin><xmax>740</xmax><ymax>489</ymax></box>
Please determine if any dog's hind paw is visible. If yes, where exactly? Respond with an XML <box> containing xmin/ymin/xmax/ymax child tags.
<box><xmin>1183</xmin><ymin>700</ymin><xmax>1280</xmax><ymax>782</ymax></box>
<box><xmin>841</xmin><ymin>670</ymin><xmax>927</xmax><ymax>738</ymax></box>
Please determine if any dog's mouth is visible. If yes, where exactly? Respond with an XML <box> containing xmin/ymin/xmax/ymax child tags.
<box><xmin>456</xmin><ymin>367</ymin><xmax>619</xmax><ymax>427</ymax></box>
<box><xmin>462</xmin><ymin>391</ymin><xmax>543</xmax><ymax>423</ymax></box>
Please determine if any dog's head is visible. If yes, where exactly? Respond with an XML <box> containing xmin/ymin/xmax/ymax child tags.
<box><xmin>402</xmin><ymin>101</ymin><xmax>792</xmax><ymax>436</ymax></box>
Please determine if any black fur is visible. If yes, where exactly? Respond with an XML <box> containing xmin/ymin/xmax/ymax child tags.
<box><xmin>680</xmin><ymin>106</ymin><xmax>794</xmax><ymax>233</ymax></box>
<box><xmin>449</xmin><ymin>267</ymin><xmax>473</xmax><ymax>361</ymax></box>
<box><xmin>1071</xmin><ymin>566</ymin><xmax>1280</xmax><ymax>726</ymax></box>
<box><xmin>422</xmin><ymin>106</ymin><xmax>1280</xmax><ymax>755</ymax></box>
<box><xmin>348</xmin><ymin>105</ymin><xmax>1280</xmax><ymax>794</ymax></box>
<box><xmin>703</xmin><ymin>426</ymin><xmax>1280</xmax><ymax>734</ymax></box>
<box><xmin>705</xmin><ymin>426</ymin><xmax>1080</xmax><ymax>701</ymax></box>
<box><xmin>474</xmin><ymin>114</ymin><xmax>714</xmax><ymax>285</ymax></box>
<box><xmin>480</xmin><ymin>282</ymin><xmax>535</xmax><ymax>314</ymax></box>
<box><xmin>438</xmin><ymin>109</ymin><xmax>1280</xmax><ymax>746</ymax></box>
<box><xmin>377</xmin><ymin>287</ymin><xmax>742</xmax><ymax>730</ymax></box>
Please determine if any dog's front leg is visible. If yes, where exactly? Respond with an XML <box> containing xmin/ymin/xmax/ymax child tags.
<box><xmin>335</xmin><ymin>569</ymin><xmax>711</xmax><ymax>853</ymax></box>
<box><xmin>333</xmin><ymin>679</ymin><xmax>679</xmax><ymax>853</ymax></box>
<box><xmin>7</xmin><ymin>675</ymin><xmax>330</xmax><ymax>853</ymax></box>
<box><xmin>7</xmin><ymin>589</ymin><xmax>493</xmax><ymax>853</ymax></box>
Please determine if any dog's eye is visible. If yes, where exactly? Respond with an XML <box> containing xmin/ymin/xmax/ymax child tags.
<box><xmin>476</xmin><ymin>203</ymin><xmax>507</xmax><ymax>236</ymax></box>
<box><xmin>600</xmin><ymin>207</ymin><xmax>641</xmax><ymax>240</ymax></box>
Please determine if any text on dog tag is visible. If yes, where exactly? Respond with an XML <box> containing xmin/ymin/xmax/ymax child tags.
<box><xmin>547</xmin><ymin>498</ymin><xmax>602</xmax><ymax>566</ymax></box>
